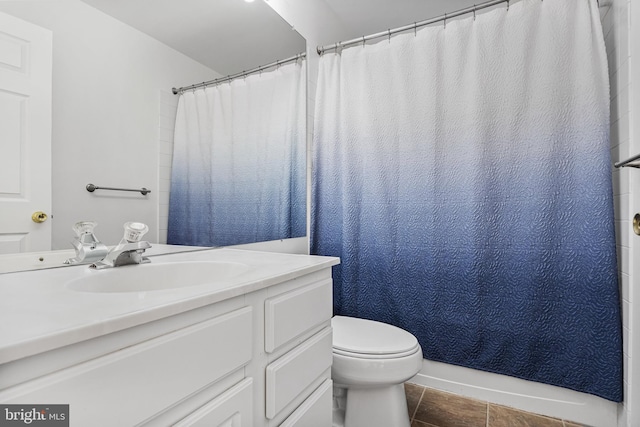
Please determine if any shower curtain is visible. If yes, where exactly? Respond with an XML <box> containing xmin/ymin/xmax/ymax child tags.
<box><xmin>312</xmin><ymin>0</ymin><xmax>622</xmax><ymax>401</ymax></box>
<box><xmin>168</xmin><ymin>61</ymin><xmax>306</xmax><ymax>246</ymax></box>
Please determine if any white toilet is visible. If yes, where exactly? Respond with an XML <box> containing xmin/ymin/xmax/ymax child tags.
<box><xmin>331</xmin><ymin>315</ymin><xmax>423</xmax><ymax>427</ymax></box>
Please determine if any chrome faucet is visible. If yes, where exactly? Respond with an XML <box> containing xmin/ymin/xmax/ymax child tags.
<box><xmin>90</xmin><ymin>222</ymin><xmax>151</xmax><ymax>269</ymax></box>
<box><xmin>64</xmin><ymin>221</ymin><xmax>109</xmax><ymax>265</ymax></box>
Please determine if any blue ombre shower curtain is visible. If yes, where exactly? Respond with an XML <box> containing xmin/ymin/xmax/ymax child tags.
<box><xmin>168</xmin><ymin>61</ymin><xmax>306</xmax><ymax>246</ymax></box>
<box><xmin>312</xmin><ymin>0</ymin><xmax>622</xmax><ymax>401</ymax></box>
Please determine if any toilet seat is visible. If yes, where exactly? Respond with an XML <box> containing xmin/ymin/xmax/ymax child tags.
<box><xmin>332</xmin><ymin>316</ymin><xmax>421</xmax><ymax>359</ymax></box>
<box><xmin>333</xmin><ymin>345</ymin><xmax>420</xmax><ymax>359</ymax></box>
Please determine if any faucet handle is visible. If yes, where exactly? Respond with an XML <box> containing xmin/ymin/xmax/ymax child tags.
<box><xmin>123</xmin><ymin>222</ymin><xmax>149</xmax><ymax>243</ymax></box>
<box><xmin>72</xmin><ymin>221</ymin><xmax>97</xmax><ymax>237</ymax></box>
<box><xmin>71</xmin><ymin>221</ymin><xmax>102</xmax><ymax>245</ymax></box>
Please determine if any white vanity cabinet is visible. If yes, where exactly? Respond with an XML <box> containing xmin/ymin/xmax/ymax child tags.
<box><xmin>0</xmin><ymin>249</ymin><xmax>339</xmax><ymax>427</ymax></box>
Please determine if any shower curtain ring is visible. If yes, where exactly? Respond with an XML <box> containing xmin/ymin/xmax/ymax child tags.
<box><xmin>507</xmin><ymin>0</ymin><xmax>510</xmax><ymax>11</ymax></box>
<box><xmin>414</xmin><ymin>23</ymin><xmax>417</xmax><ymax>36</ymax></box>
<box><xmin>444</xmin><ymin>13</ymin><xmax>447</xmax><ymax>28</ymax></box>
<box><xmin>388</xmin><ymin>29</ymin><xmax>391</xmax><ymax>43</ymax></box>
<box><xmin>362</xmin><ymin>36</ymin><xmax>365</xmax><ymax>47</ymax></box>
<box><xmin>473</xmin><ymin>6</ymin><xmax>476</xmax><ymax>20</ymax></box>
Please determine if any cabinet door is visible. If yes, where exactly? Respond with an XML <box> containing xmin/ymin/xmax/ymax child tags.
<box><xmin>265</xmin><ymin>279</ymin><xmax>332</xmax><ymax>353</ymax></box>
<box><xmin>174</xmin><ymin>378</ymin><xmax>252</xmax><ymax>427</ymax></box>
<box><xmin>266</xmin><ymin>327</ymin><xmax>332</xmax><ymax>419</ymax></box>
<box><xmin>279</xmin><ymin>379</ymin><xmax>332</xmax><ymax>427</ymax></box>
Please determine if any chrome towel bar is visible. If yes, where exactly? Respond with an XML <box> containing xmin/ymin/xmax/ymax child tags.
<box><xmin>86</xmin><ymin>183</ymin><xmax>151</xmax><ymax>196</ymax></box>
<box><xmin>614</xmin><ymin>153</ymin><xmax>640</xmax><ymax>169</ymax></box>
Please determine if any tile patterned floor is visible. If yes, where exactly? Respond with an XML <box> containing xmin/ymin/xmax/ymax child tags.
<box><xmin>405</xmin><ymin>383</ymin><xmax>588</xmax><ymax>427</ymax></box>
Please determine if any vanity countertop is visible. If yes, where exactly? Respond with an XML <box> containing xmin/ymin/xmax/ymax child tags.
<box><xmin>0</xmin><ymin>248</ymin><xmax>339</xmax><ymax>365</ymax></box>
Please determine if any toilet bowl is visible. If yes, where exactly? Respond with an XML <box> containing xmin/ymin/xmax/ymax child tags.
<box><xmin>331</xmin><ymin>315</ymin><xmax>423</xmax><ymax>427</ymax></box>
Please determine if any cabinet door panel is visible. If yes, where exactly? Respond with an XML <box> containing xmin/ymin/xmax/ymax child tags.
<box><xmin>174</xmin><ymin>378</ymin><xmax>253</xmax><ymax>427</ymax></box>
<box><xmin>265</xmin><ymin>279</ymin><xmax>332</xmax><ymax>352</ymax></box>
<box><xmin>279</xmin><ymin>379</ymin><xmax>332</xmax><ymax>427</ymax></box>
<box><xmin>266</xmin><ymin>327</ymin><xmax>332</xmax><ymax>419</ymax></box>
<box><xmin>0</xmin><ymin>307</ymin><xmax>253</xmax><ymax>427</ymax></box>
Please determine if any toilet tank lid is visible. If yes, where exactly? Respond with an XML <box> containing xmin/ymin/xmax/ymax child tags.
<box><xmin>332</xmin><ymin>316</ymin><xmax>419</xmax><ymax>355</ymax></box>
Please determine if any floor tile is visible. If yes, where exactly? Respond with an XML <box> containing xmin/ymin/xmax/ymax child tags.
<box><xmin>406</xmin><ymin>382</ymin><xmax>425</xmax><ymax>418</ymax></box>
<box><xmin>488</xmin><ymin>404</ymin><xmax>563</xmax><ymax>427</ymax></box>
<box><xmin>413</xmin><ymin>388</ymin><xmax>487</xmax><ymax>427</ymax></box>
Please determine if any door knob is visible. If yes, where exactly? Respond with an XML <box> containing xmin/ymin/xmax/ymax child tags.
<box><xmin>32</xmin><ymin>211</ymin><xmax>48</xmax><ymax>223</ymax></box>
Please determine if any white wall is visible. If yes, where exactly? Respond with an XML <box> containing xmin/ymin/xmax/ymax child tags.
<box><xmin>0</xmin><ymin>0</ymin><xmax>217</xmax><ymax>249</ymax></box>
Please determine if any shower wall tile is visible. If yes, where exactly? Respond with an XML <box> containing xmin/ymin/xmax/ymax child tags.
<box><xmin>612</xmin><ymin>85</ymin><xmax>630</xmax><ymax>124</ymax></box>
<box><xmin>611</xmin><ymin>116</ymin><xmax>631</xmax><ymax>152</ymax></box>
<box><xmin>160</xmin><ymin>101</ymin><xmax>178</xmax><ymax>121</ymax></box>
<box><xmin>158</xmin><ymin>127</ymin><xmax>174</xmax><ymax>144</ymax></box>
<box><xmin>621</xmin><ymin>271</ymin><xmax>630</xmax><ymax>302</ymax></box>
<box><xmin>157</xmin><ymin>89</ymin><xmax>179</xmax><ymax>244</ymax></box>
<box><xmin>610</xmin><ymin>58</ymin><xmax>629</xmax><ymax>99</ymax></box>
<box><xmin>622</xmin><ymin>305</ymin><xmax>630</xmax><ymax>342</ymax></box>
<box><xmin>619</xmin><ymin>168</ymin><xmax>630</xmax><ymax>195</ymax></box>
<box><xmin>624</xmin><ymin>352</ymin><xmax>629</xmax><ymax>382</ymax></box>
<box><xmin>616</xmin><ymin>221</ymin><xmax>630</xmax><ymax>248</ymax></box>
<box><xmin>615</xmin><ymin>194</ymin><xmax>630</xmax><ymax>221</ymax></box>
<box><xmin>618</xmin><ymin>246</ymin><xmax>630</xmax><ymax>275</ymax></box>
<box><xmin>159</xmin><ymin>153</ymin><xmax>172</xmax><ymax>168</ymax></box>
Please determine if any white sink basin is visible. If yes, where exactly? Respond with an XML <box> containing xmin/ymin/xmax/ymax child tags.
<box><xmin>66</xmin><ymin>261</ymin><xmax>250</xmax><ymax>293</ymax></box>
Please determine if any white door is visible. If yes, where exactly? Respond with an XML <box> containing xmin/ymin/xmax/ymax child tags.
<box><xmin>0</xmin><ymin>11</ymin><xmax>52</xmax><ymax>254</ymax></box>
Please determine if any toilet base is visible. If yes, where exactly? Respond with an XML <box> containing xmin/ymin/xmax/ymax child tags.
<box><xmin>333</xmin><ymin>383</ymin><xmax>411</xmax><ymax>427</ymax></box>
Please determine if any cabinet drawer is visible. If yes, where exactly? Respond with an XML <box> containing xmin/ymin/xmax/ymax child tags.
<box><xmin>174</xmin><ymin>378</ymin><xmax>252</xmax><ymax>427</ymax></box>
<box><xmin>279</xmin><ymin>379</ymin><xmax>332</xmax><ymax>427</ymax></box>
<box><xmin>0</xmin><ymin>307</ymin><xmax>253</xmax><ymax>427</ymax></box>
<box><xmin>265</xmin><ymin>279</ymin><xmax>332</xmax><ymax>353</ymax></box>
<box><xmin>266</xmin><ymin>327</ymin><xmax>332</xmax><ymax>419</ymax></box>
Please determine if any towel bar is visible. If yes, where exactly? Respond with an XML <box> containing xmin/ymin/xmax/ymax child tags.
<box><xmin>86</xmin><ymin>183</ymin><xmax>151</xmax><ymax>196</ymax></box>
<box><xmin>614</xmin><ymin>153</ymin><xmax>640</xmax><ymax>169</ymax></box>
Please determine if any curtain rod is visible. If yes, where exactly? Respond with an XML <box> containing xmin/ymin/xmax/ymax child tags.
<box><xmin>317</xmin><ymin>0</ymin><xmax>513</xmax><ymax>55</ymax></box>
<box><xmin>172</xmin><ymin>52</ymin><xmax>306</xmax><ymax>95</ymax></box>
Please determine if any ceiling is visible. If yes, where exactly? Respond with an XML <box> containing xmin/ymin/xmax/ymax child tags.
<box><xmin>80</xmin><ymin>0</ymin><xmax>486</xmax><ymax>76</ymax></box>
<box><xmin>80</xmin><ymin>0</ymin><xmax>306</xmax><ymax>76</ymax></box>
